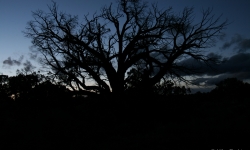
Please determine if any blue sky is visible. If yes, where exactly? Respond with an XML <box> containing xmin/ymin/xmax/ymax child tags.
<box><xmin>1</xmin><ymin>0</ymin><xmax>250</xmax><ymax>92</ymax></box>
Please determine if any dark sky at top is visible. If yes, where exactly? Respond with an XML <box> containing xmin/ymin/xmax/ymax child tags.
<box><xmin>0</xmin><ymin>0</ymin><xmax>250</xmax><ymax>92</ymax></box>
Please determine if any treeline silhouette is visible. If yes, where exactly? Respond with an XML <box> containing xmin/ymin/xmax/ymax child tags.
<box><xmin>1</xmin><ymin>73</ymin><xmax>250</xmax><ymax>149</ymax></box>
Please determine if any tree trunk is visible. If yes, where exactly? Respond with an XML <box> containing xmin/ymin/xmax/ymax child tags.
<box><xmin>109</xmin><ymin>71</ymin><xmax>125</xmax><ymax>95</ymax></box>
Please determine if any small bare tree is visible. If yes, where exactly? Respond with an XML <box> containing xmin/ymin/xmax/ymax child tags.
<box><xmin>24</xmin><ymin>0</ymin><xmax>227</xmax><ymax>94</ymax></box>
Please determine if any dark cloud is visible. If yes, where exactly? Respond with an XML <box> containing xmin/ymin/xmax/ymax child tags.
<box><xmin>189</xmin><ymin>53</ymin><xmax>250</xmax><ymax>86</ymax></box>
<box><xmin>238</xmin><ymin>39</ymin><xmax>250</xmax><ymax>53</ymax></box>
<box><xmin>3</xmin><ymin>55</ymin><xmax>24</xmax><ymax>66</ymax></box>
<box><xmin>192</xmin><ymin>72</ymin><xmax>250</xmax><ymax>86</ymax></box>
<box><xmin>179</xmin><ymin>53</ymin><xmax>250</xmax><ymax>76</ymax></box>
<box><xmin>176</xmin><ymin>52</ymin><xmax>222</xmax><ymax>76</ymax></box>
<box><xmin>177</xmin><ymin>52</ymin><xmax>250</xmax><ymax>87</ymax></box>
<box><xmin>221</xmin><ymin>34</ymin><xmax>242</xmax><ymax>49</ymax></box>
<box><xmin>190</xmin><ymin>87</ymin><xmax>214</xmax><ymax>93</ymax></box>
<box><xmin>214</xmin><ymin>72</ymin><xmax>250</xmax><ymax>84</ymax></box>
<box><xmin>23</xmin><ymin>60</ymin><xmax>36</xmax><ymax>72</ymax></box>
<box><xmin>217</xmin><ymin>53</ymin><xmax>250</xmax><ymax>74</ymax></box>
<box><xmin>29</xmin><ymin>53</ymin><xmax>38</xmax><ymax>60</ymax></box>
<box><xmin>221</xmin><ymin>34</ymin><xmax>250</xmax><ymax>53</ymax></box>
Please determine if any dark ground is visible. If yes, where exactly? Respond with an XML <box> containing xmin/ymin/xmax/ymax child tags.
<box><xmin>1</xmin><ymin>94</ymin><xmax>249</xmax><ymax>150</ymax></box>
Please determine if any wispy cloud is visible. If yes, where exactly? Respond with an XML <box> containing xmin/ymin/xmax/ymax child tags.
<box><xmin>221</xmin><ymin>34</ymin><xmax>250</xmax><ymax>53</ymax></box>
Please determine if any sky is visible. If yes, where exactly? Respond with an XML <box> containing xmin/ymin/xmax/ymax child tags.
<box><xmin>1</xmin><ymin>0</ymin><xmax>250</xmax><ymax>93</ymax></box>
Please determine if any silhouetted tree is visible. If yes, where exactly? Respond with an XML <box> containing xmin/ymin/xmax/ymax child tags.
<box><xmin>0</xmin><ymin>75</ymin><xmax>10</xmax><ymax>100</ymax></box>
<box><xmin>125</xmin><ymin>68</ymin><xmax>190</xmax><ymax>95</ymax></box>
<box><xmin>24</xmin><ymin>0</ymin><xmax>227</xmax><ymax>95</ymax></box>
<box><xmin>211</xmin><ymin>78</ymin><xmax>250</xmax><ymax>97</ymax></box>
<box><xmin>7</xmin><ymin>72</ymin><xmax>40</xmax><ymax>101</ymax></box>
<box><xmin>0</xmin><ymin>71</ymin><xmax>71</xmax><ymax>101</ymax></box>
<box><xmin>30</xmin><ymin>80</ymin><xmax>70</xmax><ymax>101</ymax></box>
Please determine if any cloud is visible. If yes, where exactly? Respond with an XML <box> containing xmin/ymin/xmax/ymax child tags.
<box><xmin>177</xmin><ymin>52</ymin><xmax>250</xmax><ymax>87</ymax></box>
<box><xmin>217</xmin><ymin>53</ymin><xmax>250</xmax><ymax>74</ymax></box>
<box><xmin>221</xmin><ymin>34</ymin><xmax>250</xmax><ymax>53</ymax></box>
<box><xmin>23</xmin><ymin>60</ymin><xmax>36</xmax><ymax>72</ymax></box>
<box><xmin>29</xmin><ymin>53</ymin><xmax>38</xmax><ymax>60</ymax></box>
<box><xmin>3</xmin><ymin>55</ymin><xmax>24</xmax><ymax>66</ymax></box>
<box><xmin>179</xmin><ymin>53</ymin><xmax>250</xmax><ymax>75</ymax></box>
<box><xmin>176</xmin><ymin>52</ymin><xmax>222</xmax><ymax>76</ymax></box>
<box><xmin>238</xmin><ymin>39</ymin><xmax>250</xmax><ymax>53</ymax></box>
<box><xmin>192</xmin><ymin>72</ymin><xmax>250</xmax><ymax>86</ymax></box>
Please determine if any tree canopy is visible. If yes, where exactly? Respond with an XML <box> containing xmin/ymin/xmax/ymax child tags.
<box><xmin>211</xmin><ymin>78</ymin><xmax>250</xmax><ymax>97</ymax></box>
<box><xmin>0</xmin><ymin>71</ymin><xmax>71</xmax><ymax>101</ymax></box>
<box><xmin>24</xmin><ymin>0</ymin><xmax>227</xmax><ymax>95</ymax></box>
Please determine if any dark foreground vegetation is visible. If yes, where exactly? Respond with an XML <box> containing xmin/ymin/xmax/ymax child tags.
<box><xmin>1</xmin><ymin>0</ymin><xmax>248</xmax><ymax>149</ymax></box>
<box><xmin>1</xmin><ymin>77</ymin><xmax>250</xmax><ymax>149</ymax></box>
